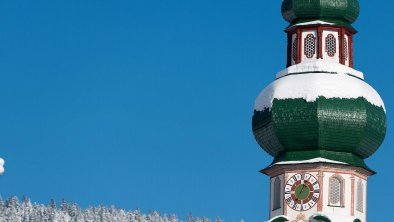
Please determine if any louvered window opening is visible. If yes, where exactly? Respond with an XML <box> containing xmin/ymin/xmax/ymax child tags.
<box><xmin>356</xmin><ymin>180</ymin><xmax>364</xmax><ymax>212</ymax></box>
<box><xmin>326</xmin><ymin>34</ymin><xmax>337</xmax><ymax>57</ymax></box>
<box><xmin>329</xmin><ymin>177</ymin><xmax>342</xmax><ymax>206</ymax></box>
<box><xmin>304</xmin><ymin>34</ymin><xmax>316</xmax><ymax>59</ymax></box>
<box><xmin>344</xmin><ymin>37</ymin><xmax>349</xmax><ymax>60</ymax></box>
<box><xmin>292</xmin><ymin>38</ymin><xmax>297</xmax><ymax>62</ymax></box>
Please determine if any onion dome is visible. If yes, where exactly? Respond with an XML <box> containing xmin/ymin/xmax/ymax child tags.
<box><xmin>252</xmin><ymin>70</ymin><xmax>386</xmax><ymax>170</ymax></box>
<box><xmin>282</xmin><ymin>0</ymin><xmax>360</xmax><ymax>26</ymax></box>
<box><xmin>253</xmin><ymin>0</ymin><xmax>386</xmax><ymax>171</ymax></box>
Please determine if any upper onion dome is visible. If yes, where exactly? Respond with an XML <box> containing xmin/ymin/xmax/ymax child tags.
<box><xmin>282</xmin><ymin>0</ymin><xmax>360</xmax><ymax>26</ymax></box>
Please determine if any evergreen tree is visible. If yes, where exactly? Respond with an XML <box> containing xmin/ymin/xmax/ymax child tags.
<box><xmin>0</xmin><ymin>196</ymin><xmax>221</xmax><ymax>222</ymax></box>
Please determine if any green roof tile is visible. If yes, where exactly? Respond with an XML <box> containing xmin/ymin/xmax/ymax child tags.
<box><xmin>252</xmin><ymin>97</ymin><xmax>386</xmax><ymax>171</ymax></box>
<box><xmin>282</xmin><ymin>0</ymin><xmax>360</xmax><ymax>26</ymax></box>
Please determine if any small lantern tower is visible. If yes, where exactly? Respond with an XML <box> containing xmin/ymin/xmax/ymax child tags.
<box><xmin>252</xmin><ymin>1</ymin><xmax>387</xmax><ymax>221</ymax></box>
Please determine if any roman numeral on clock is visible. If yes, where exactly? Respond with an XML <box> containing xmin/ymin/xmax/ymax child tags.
<box><xmin>292</xmin><ymin>175</ymin><xmax>297</xmax><ymax>181</ymax></box>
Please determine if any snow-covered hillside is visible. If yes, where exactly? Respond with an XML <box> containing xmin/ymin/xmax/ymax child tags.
<box><xmin>0</xmin><ymin>196</ymin><xmax>224</xmax><ymax>222</ymax></box>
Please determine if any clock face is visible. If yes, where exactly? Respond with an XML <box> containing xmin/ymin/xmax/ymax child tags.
<box><xmin>284</xmin><ymin>173</ymin><xmax>320</xmax><ymax>211</ymax></box>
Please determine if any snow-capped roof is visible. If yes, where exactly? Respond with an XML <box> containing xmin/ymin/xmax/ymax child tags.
<box><xmin>254</xmin><ymin>73</ymin><xmax>385</xmax><ymax>112</ymax></box>
<box><xmin>273</xmin><ymin>158</ymin><xmax>348</xmax><ymax>166</ymax></box>
<box><xmin>276</xmin><ymin>61</ymin><xmax>364</xmax><ymax>79</ymax></box>
<box><xmin>290</xmin><ymin>20</ymin><xmax>335</xmax><ymax>27</ymax></box>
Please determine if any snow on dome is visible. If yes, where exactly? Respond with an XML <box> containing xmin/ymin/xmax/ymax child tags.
<box><xmin>272</xmin><ymin>158</ymin><xmax>348</xmax><ymax>166</ymax></box>
<box><xmin>276</xmin><ymin>60</ymin><xmax>364</xmax><ymax>79</ymax></box>
<box><xmin>289</xmin><ymin>20</ymin><xmax>335</xmax><ymax>27</ymax></box>
<box><xmin>254</xmin><ymin>73</ymin><xmax>385</xmax><ymax>111</ymax></box>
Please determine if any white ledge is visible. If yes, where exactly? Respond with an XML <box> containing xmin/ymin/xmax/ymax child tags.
<box><xmin>272</xmin><ymin>158</ymin><xmax>348</xmax><ymax>166</ymax></box>
<box><xmin>290</xmin><ymin>20</ymin><xmax>335</xmax><ymax>27</ymax></box>
<box><xmin>276</xmin><ymin>61</ymin><xmax>364</xmax><ymax>79</ymax></box>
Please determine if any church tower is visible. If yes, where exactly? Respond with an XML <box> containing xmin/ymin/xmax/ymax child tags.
<box><xmin>252</xmin><ymin>1</ymin><xmax>386</xmax><ymax>222</ymax></box>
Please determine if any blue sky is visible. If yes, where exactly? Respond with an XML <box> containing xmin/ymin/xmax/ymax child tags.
<box><xmin>0</xmin><ymin>0</ymin><xmax>392</xmax><ymax>221</ymax></box>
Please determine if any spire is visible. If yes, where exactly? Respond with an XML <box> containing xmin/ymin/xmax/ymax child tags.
<box><xmin>252</xmin><ymin>0</ymin><xmax>386</xmax><ymax>172</ymax></box>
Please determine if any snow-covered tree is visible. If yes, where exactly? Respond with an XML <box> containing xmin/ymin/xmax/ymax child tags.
<box><xmin>0</xmin><ymin>196</ymin><xmax>221</xmax><ymax>222</ymax></box>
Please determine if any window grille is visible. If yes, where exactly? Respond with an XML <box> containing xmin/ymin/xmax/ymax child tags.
<box><xmin>329</xmin><ymin>176</ymin><xmax>343</xmax><ymax>206</ymax></box>
<box><xmin>356</xmin><ymin>180</ymin><xmax>364</xmax><ymax>212</ymax></box>
<box><xmin>325</xmin><ymin>34</ymin><xmax>337</xmax><ymax>57</ymax></box>
<box><xmin>344</xmin><ymin>37</ymin><xmax>349</xmax><ymax>61</ymax></box>
<box><xmin>273</xmin><ymin>177</ymin><xmax>281</xmax><ymax>210</ymax></box>
<box><xmin>292</xmin><ymin>38</ymin><xmax>297</xmax><ymax>62</ymax></box>
<box><xmin>304</xmin><ymin>34</ymin><xmax>316</xmax><ymax>58</ymax></box>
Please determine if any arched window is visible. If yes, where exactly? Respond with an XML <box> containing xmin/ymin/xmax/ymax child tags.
<box><xmin>292</xmin><ymin>38</ymin><xmax>297</xmax><ymax>62</ymax></box>
<box><xmin>304</xmin><ymin>34</ymin><xmax>316</xmax><ymax>59</ymax></box>
<box><xmin>325</xmin><ymin>34</ymin><xmax>337</xmax><ymax>57</ymax></box>
<box><xmin>329</xmin><ymin>175</ymin><xmax>344</xmax><ymax>207</ymax></box>
<box><xmin>356</xmin><ymin>180</ymin><xmax>364</xmax><ymax>212</ymax></box>
<box><xmin>273</xmin><ymin>177</ymin><xmax>281</xmax><ymax>210</ymax></box>
<box><xmin>344</xmin><ymin>37</ymin><xmax>349</xmax><ymax>61</ymax></box>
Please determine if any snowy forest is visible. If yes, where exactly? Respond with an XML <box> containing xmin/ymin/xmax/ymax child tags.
<box><xmin>0</xmin><ymin>196</ymin><xmax>226</xmax><ymax>222</ymax></box>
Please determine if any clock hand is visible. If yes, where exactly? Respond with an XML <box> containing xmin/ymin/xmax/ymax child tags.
<box><xmin>298</xmin><ymin>184</ymin><xmax>307</xmax><ymax>195</ymax></box>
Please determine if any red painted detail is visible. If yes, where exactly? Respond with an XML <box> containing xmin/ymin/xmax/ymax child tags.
<box><xmin>285</xmin><ymin>24</ymin><xmax>356</xmax><ymax>66</ymax></box>
<box><xmin>339</xmin><ymin>28</ymin><xmax>345</xmax><ymax>65</ymax></box>
<box><xmin>285</xmin><ymin>24</ymin><xmax>356</xmax><ymax>34</ymax></box>
<box><xmin>318</xmin><ymin>27</ymin><xmax>323</xmax><ymax>59</ymax></box>
<box><xmin>296</xmin><ymin>30</ymin><xmax>302</xmax><ymax>64</ymax></box>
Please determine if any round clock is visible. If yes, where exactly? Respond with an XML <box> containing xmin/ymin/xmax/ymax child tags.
<box><xmin>284</xmin><ymin>173</ymin><xmax>320</xmax><ymax>211</ymax></box>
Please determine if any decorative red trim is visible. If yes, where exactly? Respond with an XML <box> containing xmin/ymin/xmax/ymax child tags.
<box><xmin>318</xmin><ymin>27</ymin><xmax>323</xmax><ymax>59</ymax></box>
<box><xmin>286</xmin><ymin>24</ymin><xmax>356</xmax><ymax>35</ymax></box>
<box><xmin>285</xmin><ymin>25</ymin><xmax>357</xmax><ymax>66</ymax></box>
<box><xmin>339</xmin><ymin>28</ymin><xmax>345</xmax><ymax>64</ymax></box>
<box><xmin>296</xmin><ymin>30</ymin><xmax>302</xmax><ymax>64</ymax></box>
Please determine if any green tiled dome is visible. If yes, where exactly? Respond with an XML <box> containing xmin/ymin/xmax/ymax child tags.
<box><xmin>282</xmin><ymin>0</ymin><xmax>360</xmax><ymax>25</ymax></box>
<box><xmin>252</xmin><ymin>97</ymin><xmax>386</xmax><ymax>168</ymax></box>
